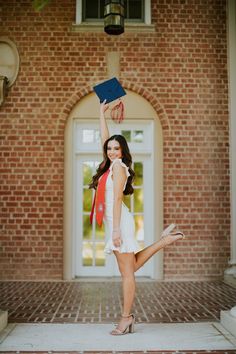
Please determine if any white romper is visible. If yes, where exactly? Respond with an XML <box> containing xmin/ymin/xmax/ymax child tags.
<box><xmin>104</xmin><ymin>158</ymin><xmax>140</xmax><ymax>254</ymax></box>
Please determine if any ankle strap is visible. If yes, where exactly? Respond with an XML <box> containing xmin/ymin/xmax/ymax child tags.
<box><xmin>121</xmin><ymin>313</ymin><xmax>133</xmax><ymax>318</ymax></box>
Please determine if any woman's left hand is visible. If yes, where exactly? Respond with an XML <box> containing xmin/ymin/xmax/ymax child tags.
<box><xmin>100</xmin><ymin>99</ymin><xmax>109</xmax><ymax>115</ymax></box>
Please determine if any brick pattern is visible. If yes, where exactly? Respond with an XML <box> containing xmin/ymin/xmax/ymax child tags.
<box><xmin>0</xmin><ymin>281</ymin><xmax>235</xmax><ymax>324</ymax></box>
<box><xmin>0</xmin><ymin>0</ymin><xmax>230</xmax><ymax>280</ymax></box>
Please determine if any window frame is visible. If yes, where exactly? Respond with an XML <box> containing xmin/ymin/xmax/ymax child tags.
<box><xmin>76</xmin><ymin>0</ymin><xmax>152</xmax><ymax>26</ymax></box>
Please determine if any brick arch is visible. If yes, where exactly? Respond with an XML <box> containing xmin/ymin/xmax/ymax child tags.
<box><xmin>121</xmin><ymin>80</ymin><xmax>170</xmax><ymax>131</ymax></box>
<box><xmin>60</xmin><ymin>85</ymin><xmax>93</xmax><ymax>124</ymax></box>
<box><xmin>60</xmin><ymin>82</ymin><xmax>170</xmax><ymax>131</ymax></box>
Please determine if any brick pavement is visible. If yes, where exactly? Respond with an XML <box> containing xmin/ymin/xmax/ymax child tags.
<box><xmin>0</xmin><ymin>281</ymin><xmax>235</xmax><ymax>324</ymax></box>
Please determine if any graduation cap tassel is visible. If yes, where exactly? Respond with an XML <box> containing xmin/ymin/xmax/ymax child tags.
<box><xmin>110</xmin><ymin>99</ymin><xmax>124</xmax><ymax>123</ymax></box>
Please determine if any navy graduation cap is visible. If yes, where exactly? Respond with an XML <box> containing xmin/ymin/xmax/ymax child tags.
<box><xmin>93</xmin><ymin>77</ymin><xmax>126</xmax><ymax>104</ymax></box>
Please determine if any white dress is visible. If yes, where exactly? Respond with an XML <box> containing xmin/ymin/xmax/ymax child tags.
<box><xmin>104</xmin><ymin>158</ymin><xmax>140</xmax><ymax>254</ymax></box>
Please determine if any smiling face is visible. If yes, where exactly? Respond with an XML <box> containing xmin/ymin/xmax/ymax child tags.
<box><xmin>107</xmin><ymin>139</ymin><xmax>122</xmax><ymax>162</ymax></box>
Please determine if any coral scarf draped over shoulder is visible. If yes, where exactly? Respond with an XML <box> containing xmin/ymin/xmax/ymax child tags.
<box><xmin>90</xmin><ymin>169</ymin><xmax>110</xmax><ymax>227</ymax></box>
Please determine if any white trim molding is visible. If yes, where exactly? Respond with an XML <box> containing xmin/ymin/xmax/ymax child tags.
<box><xmin>0</xmin><ymin>37</ymin><xmax>20</xmax><ymax>87</ymax></box>
<box><xmin>224</xmin><ymin>0</ymin><xmax>236</xmax><ymax>277</ymax></box>
<box><xmin>0</xmin><ymin>37</ymin><xmax>20</xmax><ymax>105</ymax></box>
<box><xmin>220</xmin><ymin>2</ymin><xmax>236</xmax><ymax>338</ymax></box>
<box><xmin>63</xmin><ymin>90</ymin><xmax>163</xmax><ymax>280</ymax></box>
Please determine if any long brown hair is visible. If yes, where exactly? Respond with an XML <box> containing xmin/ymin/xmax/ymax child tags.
<box><xmin>89</xmin><ymin>135</ymin><xmax>135</xmax><ymax>195</ymax></box>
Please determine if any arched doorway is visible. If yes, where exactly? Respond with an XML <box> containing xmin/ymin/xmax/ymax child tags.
<box><xmin>63</xmin><ymin>90</ymin><xmax>163</xmax><ymax>279</ymax></box>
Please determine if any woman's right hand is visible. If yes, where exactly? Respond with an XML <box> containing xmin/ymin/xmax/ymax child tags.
<box><xmin>100</xmin><ymin>99</ymin><xmax>109</xmax><ymax>115</ymax></box>
<box><xmin>112</xmin><ymin>229</ymin><xmax>122</xmax><ymax>248</ymax></box>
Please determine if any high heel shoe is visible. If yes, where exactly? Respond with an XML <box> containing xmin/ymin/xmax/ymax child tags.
<box><xmin>161</xmin><ymin>223</ymin><xmax>176</xmax><ymax>238</ymax></box>
<box><xmin>171</xmin><ymin>230</ymin><xmax>186</xmax><ymax>240</ymax></box>
<box><xmin>161</xmin><ymin>224</ymin><xmax>186</xmax><ymax>240</ymax></box>
<box><xmin>110</xmin><ymin>314</ymin><xmax>135</xmax><ymax>335</ymax></box>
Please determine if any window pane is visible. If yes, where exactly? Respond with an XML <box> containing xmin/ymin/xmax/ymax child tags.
<box><xmin>83</xmin><ymin>188</ymin><xmax>92</xmax><ymax>212</ymax></box>
<box><xmin>95</xmin><ymin>242</ymin><xmax>105</xmax><ymax>266</ymax></box>
<box><xmin>122</xmin><ymin>130</ymin><xmax>131</xmax><ymax>142</ymax></box>
<box><xmin>95</xmin><ymin>221</ymin><xmax>105</xmax><ymax>240</ymax></box>
<box><xmin>134</xmin><ymin>188</ymin><xmax>143</xmax><ymax>212</ymax></box>
<box><xmin>83</xmin><ymin>215</ymin><xmax>92</xmax><ymax>240</ymax></box>
<box><xmin>83</xmin><ymin>129</ymin><xmax>94</xmax><ymax>143</ymax></box>
<box><xmin>85</xmin><ymin>0</ymin><xmax>99</xmax><ymax>18</ymax></box>
<box><xmin>94</xmin><ymin>130</ymin><xmax>100</xmax><ymax>143</ymax></box>
<box><xmin>99</xmin><ymin>0</ymin><xmax>105</xmax><ymax>18</ymax></box>
<box><xmin>128</xmin><ymin>0</ymin><xmax>143</xmax><ymax>19</ymax></box>
<box><xmin>133</xmin><ymin>130</ymin><xmax>143</xmax><ymax>143</ymax></box>
<box><xmin>83</xmin><ymin>161</ymin><xmax>93</xmax><ymax>185</ymax></box>
<box><xmin>134</xmin><ymin>162</ymin><xmax>143</xmax><ymax>186</ymax></box>
<box><xmin>95</xmin><ymin>161</ymin><xmax>100</xmax><ymax>169</ymax></box>
<box><xmin>83</xmin><ymin>241</ymin><xmax>93</xmax><ymax>266</ymax></box>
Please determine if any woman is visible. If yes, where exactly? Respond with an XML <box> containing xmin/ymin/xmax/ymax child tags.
<box><xmin>89</xmin><ymin>100</ymin><xmax>185</xmax><ymax>336</ymax></box>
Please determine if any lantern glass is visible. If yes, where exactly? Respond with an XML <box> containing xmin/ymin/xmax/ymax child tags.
<box><xmin>104</xmin><ymin>0</ymin><xmax>125</xmax><ymax>35</ymax></box>
<box><xmin>104</xmin><ymin>4</ymin><xmax>124</xmax><ymax>17</ymax></box>
<box><xmin>104</xmin><ymin>14</ymin><xmax>124</xmax><ymax>27</ymax></box>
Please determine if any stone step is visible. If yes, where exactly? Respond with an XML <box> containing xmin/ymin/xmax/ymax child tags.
<box><xmin>0</xmin><ymin>310</ymin><xmax>8</xmax><ymax>333</ymax></box>
<box><xmin>221</xmin><ymin>308</ymin><xmax>236</xmax><ymax>337</ymax></box>
<box><xmin>0</xmin><ymin>322</ymin><xmax>236</xmax><ymax>351</ymax></box>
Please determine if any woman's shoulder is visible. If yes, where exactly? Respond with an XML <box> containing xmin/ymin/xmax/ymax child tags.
<box><xmin>109</xmin><ymin>158</ymin><xmax>127</xmax><ymax>170</ymax></box>
<box><xmin>109</xmin><ymin>159</ymin><xmax>130</xmax><ymax>178</ymax></box>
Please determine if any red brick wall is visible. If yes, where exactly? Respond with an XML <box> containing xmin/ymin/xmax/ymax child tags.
<box><xmin>0</xmin><ymin>0</ymin><xmax>229</xmax><ymax>280</ymax></box>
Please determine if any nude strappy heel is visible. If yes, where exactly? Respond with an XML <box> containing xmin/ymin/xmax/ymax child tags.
<box><xmin>161</xmin><ymin>223</ymin><xmax>176</xmax><ymax>238</ymax></box>
<box><xmin>171</xmin><ymin>230</ymin><xmax>186</xmax><ymax>240</ymax></box>
<box><xmin>110</xmin><ymin>314</ymin><xmax>135</xmax><ymax>335</ymax></box>
<box><xmin>161</xmin><ymin>224</ymin><xmax>186</xmax><ymax>240</ymax></box>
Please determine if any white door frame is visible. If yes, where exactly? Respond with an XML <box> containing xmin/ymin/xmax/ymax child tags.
<box><xmin>73</xmin><ymin>120</ymin><xmax>154</xmax><ymax>277</ymax></box>
<box><xmin>63</xmin><ymin>90</ymin><xmax>163</xmax><ymax>280</ymax></box>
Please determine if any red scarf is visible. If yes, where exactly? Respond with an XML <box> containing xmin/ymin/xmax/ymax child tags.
<box><xmin>90</xmin><ymin>169</ymin><xmax>110</xmax><ymax>226</ymax></box>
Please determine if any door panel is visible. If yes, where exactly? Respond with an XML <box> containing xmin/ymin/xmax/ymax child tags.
<box><xmin>75</xmin><ymin>157</ymin><xmax>114</xmax><ymax>276</ymax></box>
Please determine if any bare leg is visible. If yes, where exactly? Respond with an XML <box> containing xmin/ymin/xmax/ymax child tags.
<box><xmin>110</xmin><ymin>232</ymin><xmax>184</xmax><ymax>334</ymax></box>
<box><xmin>134</xmin><ymin>233</ymin><xmax>183</xmax><ymax>272</ymax></box>
<box><xmin>112</xmin><ymin>251</ymin><xmax>135</xmax><ymax>333</ymax></box>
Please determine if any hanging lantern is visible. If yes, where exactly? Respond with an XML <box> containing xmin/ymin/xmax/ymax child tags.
<box><xmin>104</xmin><ymin>0</ymin><xmax>125</xmax><ymax>35</ymax></box>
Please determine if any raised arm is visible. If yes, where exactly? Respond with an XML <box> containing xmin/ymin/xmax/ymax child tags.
<box><xmin>100</xmin><ymin>100</ymin><xmax>110</xmax><ymax>146</ymax></box>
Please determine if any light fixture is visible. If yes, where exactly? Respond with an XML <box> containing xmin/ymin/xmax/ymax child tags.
<box><xmin>104</xmin><ymin>0</ymin><xmax>125</xmax><ymax>35</ymax></box>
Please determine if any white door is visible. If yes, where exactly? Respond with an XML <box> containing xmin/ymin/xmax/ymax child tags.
<box><xmin>73</xmin><ymin>120</ymin><xmax>154</xmax><ymax>277</ymax></box>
